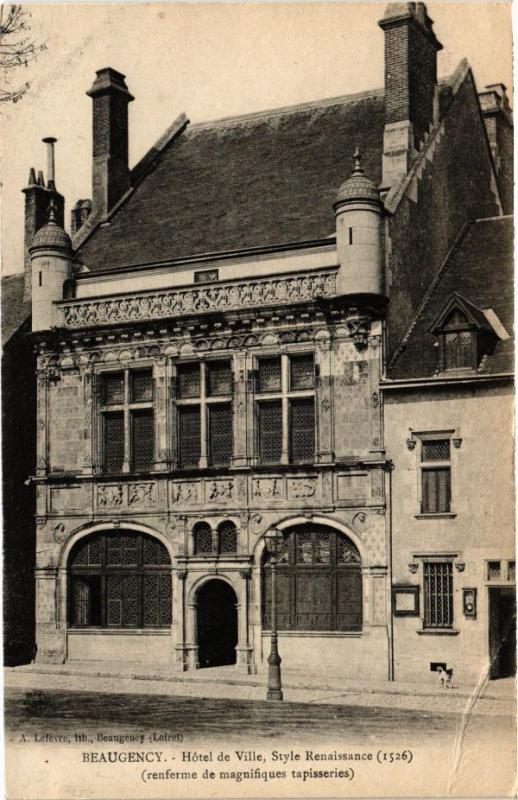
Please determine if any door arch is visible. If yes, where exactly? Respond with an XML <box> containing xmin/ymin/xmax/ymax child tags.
<box><xmin>196</xmin><ymin>579</ymin><xmax>238</xmax><ymax>668</ymax></box>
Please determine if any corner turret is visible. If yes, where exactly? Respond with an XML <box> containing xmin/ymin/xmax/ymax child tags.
<box><xmin>30</xmin><ymin>200</ymin><xmax>72</xmax><ymax>331</ymax></box>
<box><xmin>334</xmin><ymin>150</ymin><xmax>384</xmax><ymax>298</ymax></box>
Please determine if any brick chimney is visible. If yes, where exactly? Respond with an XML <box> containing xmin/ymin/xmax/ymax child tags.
<box><xmin>379</xmin><ymin>2</ymin><xmax>443</xmax><ymax>187</ymax></box>
<box><xmin>22</xmin><ymin>139</ymin><xmax>65</xmax><ymax>301</ymax></box>
<box><xmin>478</xmin><ymin>84</ymin><xmax>513</xmax><ymax>214</ymax></box>
<box><xmin>87</xmin><ymin>68</ymin><xmax>134</xmax><ymax>219</ymax></box>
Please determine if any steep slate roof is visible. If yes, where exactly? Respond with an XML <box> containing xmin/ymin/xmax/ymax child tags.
<box><xmin>388</xmin><ymin>216</ymin><xmax>514</xmax><ymax>378</ymax></box>
<box><xmin>1</xmin><ymin>274</ymin><xmax>31</xmax><ymax>346</ymax></box>
<box><xmin>77</xmin><ymin>90</ymin><xmax>385</xmax><ymax>271</ymax></box>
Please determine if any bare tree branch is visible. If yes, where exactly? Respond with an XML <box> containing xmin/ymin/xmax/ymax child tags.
<box><xmin>0</xmin><ymin>4</ymin><xmax>46</xmax><ymax>103</ymax></box>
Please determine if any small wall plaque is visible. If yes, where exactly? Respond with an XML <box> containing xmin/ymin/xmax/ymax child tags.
<box><xmin>393</xmin><ymin>585</ymin><xmax>420</xmax><ymax>616</ymax></box>
<box><xmin>194</xmin><ymin>269</ymin><xmax>219</xmax><ymax>284</ymax></box>
<box><xmin>463</xmin><ymin>587</ymin><xmax>477</xmax><ymax>618</ymax></box>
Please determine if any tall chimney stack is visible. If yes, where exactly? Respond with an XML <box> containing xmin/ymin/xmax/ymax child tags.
<box><xmin>43</xmin><ymin>137</ymin><xmax>57</xmax><ymax>190</ymax></box>
<box><xmin>379</xmin><ymin>2</ymin><xmax>442</xmax><ymax>187</ymax></box>
<box><xmin>87</xmin><ymin>67</ymin><xmax>134</xmax><ymax>219</ymax></box>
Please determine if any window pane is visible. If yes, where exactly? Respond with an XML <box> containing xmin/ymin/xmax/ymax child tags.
<box><xmin>508</xmin><ymin>561</ymin><xmax>515</xmax><ymax>582</ymax></box>
<box><xmin>131</xmin><ymin>369</ymin><xmax>153</xmax><ymax>403</ymax></box>
<box><xmin>422</xmin><ymin>468</ymin><xmax>451</xmax><ymax>513</ymax></box>
<box><xmin>424</xmin><ymin>562</ymin><xmax>453</xmax><ymax>627</ymax></box>
<box><xmin>290</xmin><ymin>354</ymin><xmax>314</xmax><ymax>390</ymax></box>
<box><xmin>177</xmin><ymin>363</ymin><xmax>200</xmax><ymax>398</ymax></box>
<box><xmin>70</xmin><ymin>575</ymin><xmax>101</xmax><ymax>626</ymax></box>
<box><xmin>488</xmin><ymin>561</ymin><xmax>501</xmax><ymax>581</ymax></box>
<box><xmin>444</xmin><ymin>330</ymin><xmax>474</xmax><ymax>370</ymax></box>
<box><xmin>71</xmin><ymin>535</ymin><xmax>102</xmax><ymax>567</ymax></box>
<box><xmin>208</xmin><ymin>404</ymin><xmax>233</xmax><ymax>466</ymax></box>
<box><xmin>103</xmin><ymin>372</ymin><xmax>124</xmax><ymax>405</ymax></box>
<box><xmin>132</xmin><ymin>410</ymin><xmax>154</xmax><ymax>471</ymax></box>
<box><xmin>207</xmin><ymin>361</ymin><xmax>232</xmax><ymax>396</ymax></box>
<box><xmin>336</xmin><ymin>571</ymin><xmax>363</xmax><ymax>631</ymax></box>
<box><xmin>143</xmin><ymin>537</ymin><xmax>170</xmax><ymax>566</ymax></box>
<box><xmin>290</xmin><ymin>398</ymin><xmax>315</xmax><ymax>464</ymax></box>
<box><xmin>258</xmin><ymin>357</ymin><xmax>281</xmax><ymax>393</ymax></box>
<box><xmin>178</xmin><ymin>406</ymin><xmax>201</xmax><ymax>467</ymax></box>
<box><xmin>219</xmin><ymin>521</ymin><xmax>237</xmax><ymax>554</ymax></box>
<box><xmin>107</xmin><ymin>534</ymin><xmax>138</xmax><ymax>566</ymax></box>
<box><xmin>143</xmin><ymin>573</ymin><xmax>172</xmax><ymax>627</ymax></box>
<box><xmin>422</xmin><ymin>440</ymin><xmax>450</xmax><ymax>461</ymax></box>
<box><xmin>193</xmin><ymin>522</ymin><xmax>213</xmax><ymax>554</ymax></box>
<box><xmin>259</xmin><ymin>401</ymin><xmax>282</xmax><ymax>464</ymax></box>
<box><xmin>106</xmin><ymin>574</ymin><xmax>139</xmax><ymax>627</ymax></box>
<box><xmin>103</xmin><ymin>412</ymin><xmax>124</xmax><ymax>473</ymax></box>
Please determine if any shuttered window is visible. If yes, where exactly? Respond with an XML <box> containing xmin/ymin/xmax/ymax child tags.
<box><xmin>421</xmin><ymin>439</ymin><xmax>451</xmax><ymax>513</ymax></box>
<box><xmin>263</xmin><ymin>525</ymin><xmax>362</xmax><ymax>632</ymax></box>
<box><xmin>69</xmin><ymin>532</ymin><xmax>171</xmax><ymax>629</ymax></box>
<box><xmin>424</xmin><ymin>562</ymin><xmax>453</xmax><ymax>628</ymax></box>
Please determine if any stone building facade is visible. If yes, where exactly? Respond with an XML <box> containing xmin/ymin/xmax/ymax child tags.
<box><xmin>7</xmin><ymin>2</ymin><xmax>513</xmax><ymax>683</ymax></box>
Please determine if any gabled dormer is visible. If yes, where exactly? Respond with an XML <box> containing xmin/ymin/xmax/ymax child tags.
<box><xmin>430</xmin><ymin>292</ymin><xmax>508</xmax><ymax>374</ymax></box>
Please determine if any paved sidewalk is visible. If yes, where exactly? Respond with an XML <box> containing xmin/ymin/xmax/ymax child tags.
<box><xmin>5</xmin><ymin>661</ymin><xmax>515</xmax><ymax>718</ymax></box>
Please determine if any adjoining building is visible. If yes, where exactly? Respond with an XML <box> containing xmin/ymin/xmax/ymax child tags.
<box><xmin>4</xmin><ymin>3</ymin><xmax>513</xmax><ymax>683</ymax></box>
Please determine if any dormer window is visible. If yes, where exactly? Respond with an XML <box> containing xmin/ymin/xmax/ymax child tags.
<box><xmin>441</xmin><ymin>310</ymin><xmax>477</xmax><ymax>371</ymax></box>
<box><xmin>430</xmin><ymin>293</ymin><xmax>504</xmax><ymax>375</ymax></box>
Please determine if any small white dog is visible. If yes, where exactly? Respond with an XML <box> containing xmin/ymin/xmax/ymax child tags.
<box><xmin>436</xmin><ymin>665</ymin><xmax>453</xmax><ymax>689</ymax></box>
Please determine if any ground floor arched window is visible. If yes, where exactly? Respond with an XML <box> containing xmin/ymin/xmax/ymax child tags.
<box><xmin>68</xmin><ymin>531</ymin><xmax>172</xmax><ymax>628</ymax></box>
<box><xmin>262</xmin><ymin>524</ymin><xmax>362</xmax><ymax>631</ymax></box>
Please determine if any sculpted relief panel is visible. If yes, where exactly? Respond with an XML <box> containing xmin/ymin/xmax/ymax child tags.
<box><xmin>60</xmin><ymin>271</ymin><xmax>337</xmax><ymax>329</ymax></box>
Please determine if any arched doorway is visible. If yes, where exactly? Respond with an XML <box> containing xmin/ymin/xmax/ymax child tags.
<box><xmin>197</xmin><ymin>580</ymin><xmax>237</xmax><ymax>668</ymax></box>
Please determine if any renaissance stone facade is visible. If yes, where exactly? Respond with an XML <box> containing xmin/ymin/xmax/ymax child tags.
<box><xmin>4</xmin><ymin>3</ymin><xmax>514</xmax><ymax>684</ymax></box>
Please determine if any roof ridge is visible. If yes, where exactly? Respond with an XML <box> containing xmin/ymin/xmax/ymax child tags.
<box><xmin>186</xmin><ymin>87</ymin><xmax>384</xmax><ymax>131</ymax></box>
<box><xmin>388</xmin><ymin>219</ymin><xmax>473</xmax><ymax>369</ymax></box>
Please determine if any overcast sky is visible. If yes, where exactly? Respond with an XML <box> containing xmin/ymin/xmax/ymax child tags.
<box><xmin>2</xmin><ymin>2</ymin><xmax>512</xmax><ymax>276</ymax></box>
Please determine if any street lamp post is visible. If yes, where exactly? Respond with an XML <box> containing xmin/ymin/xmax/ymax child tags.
<box><xmin>265</xmin><ymin>528</ymin><xmax>283</xmax><ymax>701</ymax></box>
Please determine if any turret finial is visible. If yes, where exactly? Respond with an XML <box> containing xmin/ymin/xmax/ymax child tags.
<box><xmin>48</xmin><ymin>197</ymin><xmax>57</xmax><ymax>224</ymax></box>
<box><xmin>352</xmin><ymin>147</ymin><xmax>364</xmax><ymax>175</ymax></box>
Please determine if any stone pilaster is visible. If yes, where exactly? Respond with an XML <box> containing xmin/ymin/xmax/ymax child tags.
<box><xmin>232</xmin><ymin>352</ymin><xmax>248</xmax><ymax>468</ymax></box>
<box><xmin>236</xmin><ymin>568</ymin><xmax>255</xmax><ymax>673</ymax></box>
<box><xmin>315</xmin><ymin>340</ymin><xmax>334</xmax><ymax>463</ymax></box>
<box><xmin>35</xmin><ymin>567</ymin><xmax>65</xmax><ymax>663</ymax></box>
<box><xmin>81</xmin><ymin>365</ymin><xmax>95</xmax><ymax>474</ymax></box>
<box><xmin>153</xmin><ymin>358</ymin><xmax>169</xmax><ymax>471</ymax></box>
<box><xmin>36</xmin><ymin>370</ymin><xmax>49</xmax><ymax>477</ymax></box>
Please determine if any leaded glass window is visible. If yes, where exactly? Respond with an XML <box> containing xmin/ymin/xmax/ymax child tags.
<box><xmin>69</xmin><ymin>532</ymin><xmax>171</xmax><ymax>629</ymax></box>
<box><xmin>207</xmin><ymin>361</ymin><xmax>232</xmax><ymax>396</ymax></box>
<box><xmin>258</xmin><ymin>401</ymin><xmax>282</xmax><ymax>464</ymax></box>
<box><xmin>290</xmin><ymin>398</ymin><xmax>315</xmax><ymax>464</ymax></box>
<box><xmin>290</xmin><ymin>354</ymin><xmax>314</xmax><ymax>390</ymax></box>
<box><xmin>177</xmin><ymin>363</ymin><xmax>200</xmax><ymax>398</ymax></box>
<box><xmin>178</xmin><ymin>406</ymin><xmax>201</xmax><ymax>468</ymax></box>
<box><xmin>423</xmin><ymin>562</ymin><xmax>453</xmax><ymax>628</ymax></box>
<box><xmin>258</xmin><ymin>357</ymin><xmax>281</xmax><ymax>393</ymax></box>
<box><xmin>193</xmin><ymin>522</ymin><xmax>213</xmax><ymax>555</ymax></box>
<box><xmin>263</xmin><ymin>525</ymin><xmax>362</xmax><ymax>632</ymax></box>
<box><xmin>101</xmin><ymin>369</ymin><xmax>155</xmax><ymax>474</ymax></box>
<box><xmin>209</xmin><ymin>405</ymin><xmax>233</xmax><ymax>466</ymax></box>
<box><xmin>218</xmin><ymin>521</ymin><xmax>237</xmax><ymax>554</ymax></box>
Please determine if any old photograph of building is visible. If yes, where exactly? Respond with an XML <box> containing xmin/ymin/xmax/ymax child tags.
<box><xmin>2</xmin><ymin>2</ymin><xmax>514</xmax><ymax>798</ymax></box>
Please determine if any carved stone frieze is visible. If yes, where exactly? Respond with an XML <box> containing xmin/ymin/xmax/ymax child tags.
<box><xmin>128</xmin><ymin>482</ymin><xmax>156</xmax><ymax>506</ymax></box>
<box><xmin>287</xmin><ymin>477</ymin><xmax>317</xmax><ymax>499</ymax></box>
<box><xmin>97</xmin><ymin>484</ymin><xmax>123</xmax><ymax>508</ymax></box>
<box><xmin>171</xmin><ymin>482</ymin><xmax>199</xmax><ymax>504</ymax></box>
<box><xmin>252</xmin><ymin>478</ymin><xmax>282</xmax><ymax>501</ymax></box>
<box><xmin>206</xmin><ymin>479</ymin><xmax>233</xmax><ymax>502</ymax></box>
<box><xmin>60</xmin><ymin>271</ymin><xmax>337</xmax><ymax>329</ymax></box>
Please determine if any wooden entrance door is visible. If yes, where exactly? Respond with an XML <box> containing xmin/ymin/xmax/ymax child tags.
<box><xmin>489</xmin><ymin>587</ymin><xmax>516</xmax><ymax>679</ymax></box>
<box><xmin>197</xmin><ymin>580</ymin><xmax>237</xmax><ymax>669</ymax></box>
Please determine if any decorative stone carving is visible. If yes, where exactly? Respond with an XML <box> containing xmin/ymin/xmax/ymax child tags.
<box><xmin>455</xmin><ymin>562</ymin><xmax>466</xmax><ymax>572</ymax></box>
<box><xmin>207</xmin><ymin>480</ymin><xmax>233</xmax><ymax>502</ymax></box>
<box><xmin>239</xmin><ymin>568</ymin><xmax>252</xmax><ymax>580</ymax></box>
<box><xmin>128</xmin><ymin>483</ymin><xmax>156</xmax><ymax>506</ymax></box>
<box><xmin>288</xmin><ymin>478</ymin><xmax>317</xmax><ymax>499</ymax></box>
<box><xmin>52</xmin><ymin>522</ymin><xmax>66</xmax><ymax>543</ymax></box>
<box><xmin>408</xmin><ymin>562</ymin><xmax>419</xmax><ymax>574</ymax></box>
<box><xmin>61</xmin><ymin>271</ymin><xmax>337</xmax><ymax>329</ymax></box>
<box><xmin>252</xmin><ymin>478</ymin><xmax>282</xmax><ymax>501</ymax></box>
<box><xmin>321</xmin><ymin>398</ymin><xmax>331</xmax><ymax>413</ymax></box>
<box><xmin>97</xmin><ymin>484</ymin><xmax>123</xmax><ymax>507</ymax></box>
<box><xmin>171</xmin><ymin>482</ymin><xmax>198</xmax><ymax>504</ymax></box>
<box><xmin>177</xmin><ymin>570</ymin><xmax>187</xmax><ymax>581</ymax></box>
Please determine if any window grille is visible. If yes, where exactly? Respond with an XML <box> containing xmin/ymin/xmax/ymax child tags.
<box><xmin>132</xmin><ymin>410</ymin><xmax>154</xmax><ymax>471</ymax></box>
<box><xmin>258</xmin><ymin>357</ymin><xmax>281</xmax><ymax>392</ymax></box>
<box><xmin>103</xmin><ymin>412</ymin><xmax>124</xmax><ymax>473</ymax></box>
<box><xmin>263</xmin><ymin>526</ymin><xmax>362</xmax><ymax>632</ymax></box>
<box><xmin>178</xmin><ymin>406</ymin><xmax>201</xmax><ymax>468</ymax></box>
<box><xmin>487</xmin><ymin>561</ymin><xmax>501</xmax><ymax>581</ymax></box>
<box><xmin>208</xmin><ymin>404</ymin><xmax>232</xmax><ymax>466</ymax></box>
<box><xmin>193</xmin><ymin>522</ymin><xmax>213</xmax><ymax>555</ymax></box>
<box><xmin>218</xmin><ymin>521</ymin><xmax>237</xmax><ymax>554</ymax></box>
<box><xmin>207</xmin><ymin>361</ymin><xmax>232</xmax><ymax>396</ymax></box>
<box><xmin>422</xmin><ymin>440</ymin><xmax>450</xmax><ymax>461</ymax></box>
<box><xmin>290</xmin><ymin>398</ymin><xmax>315</xmax><ymax>463</ymax></box>
<box><xmin>177</xmin><ymin>363</ymin><xmax>200</xmax><ymax>398</ymax></box>
<box><xmin>131</xmin><ymin>369</ymin><xmax>153</xmax><ymax>403</ymax></box>
<box><xmin>259</xmin><ymin>401</ymin><xmax>282</xmax><ymax>464</ymax></box>
<box><xmin>423</xmin><ymin>562</ymin><xmax>453</xmax><ymax>628</ymax></box>
<box><xmin>103</xmin><ymin>372</ymin><xmax>124</xmax><ymax>405</ymax></box>
<box><xmin>69</xmin><ymin>532</ymin><xmax>171</xmax><ymax>629</ymax></box>
<box><xmin>290</xmin><ymin>354</ymin><xmax>314</xmax><ymax>390</ymax></box>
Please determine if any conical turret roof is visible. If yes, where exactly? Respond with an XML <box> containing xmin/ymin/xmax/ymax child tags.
<box><xmin>30</xmin><ymin>201</ymin><xmax>72</xmax><ymax>252</ymax></box>
<box><xmin>335</xmin><ymin>149</ymin><xmax>381</xmax><ymax>206</ymax></box>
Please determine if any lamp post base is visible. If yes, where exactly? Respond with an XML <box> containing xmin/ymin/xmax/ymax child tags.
<box><xmin>266</xmin><ymin>636</ymin><xmax>283</xmax><ymax>701</ymax></box>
